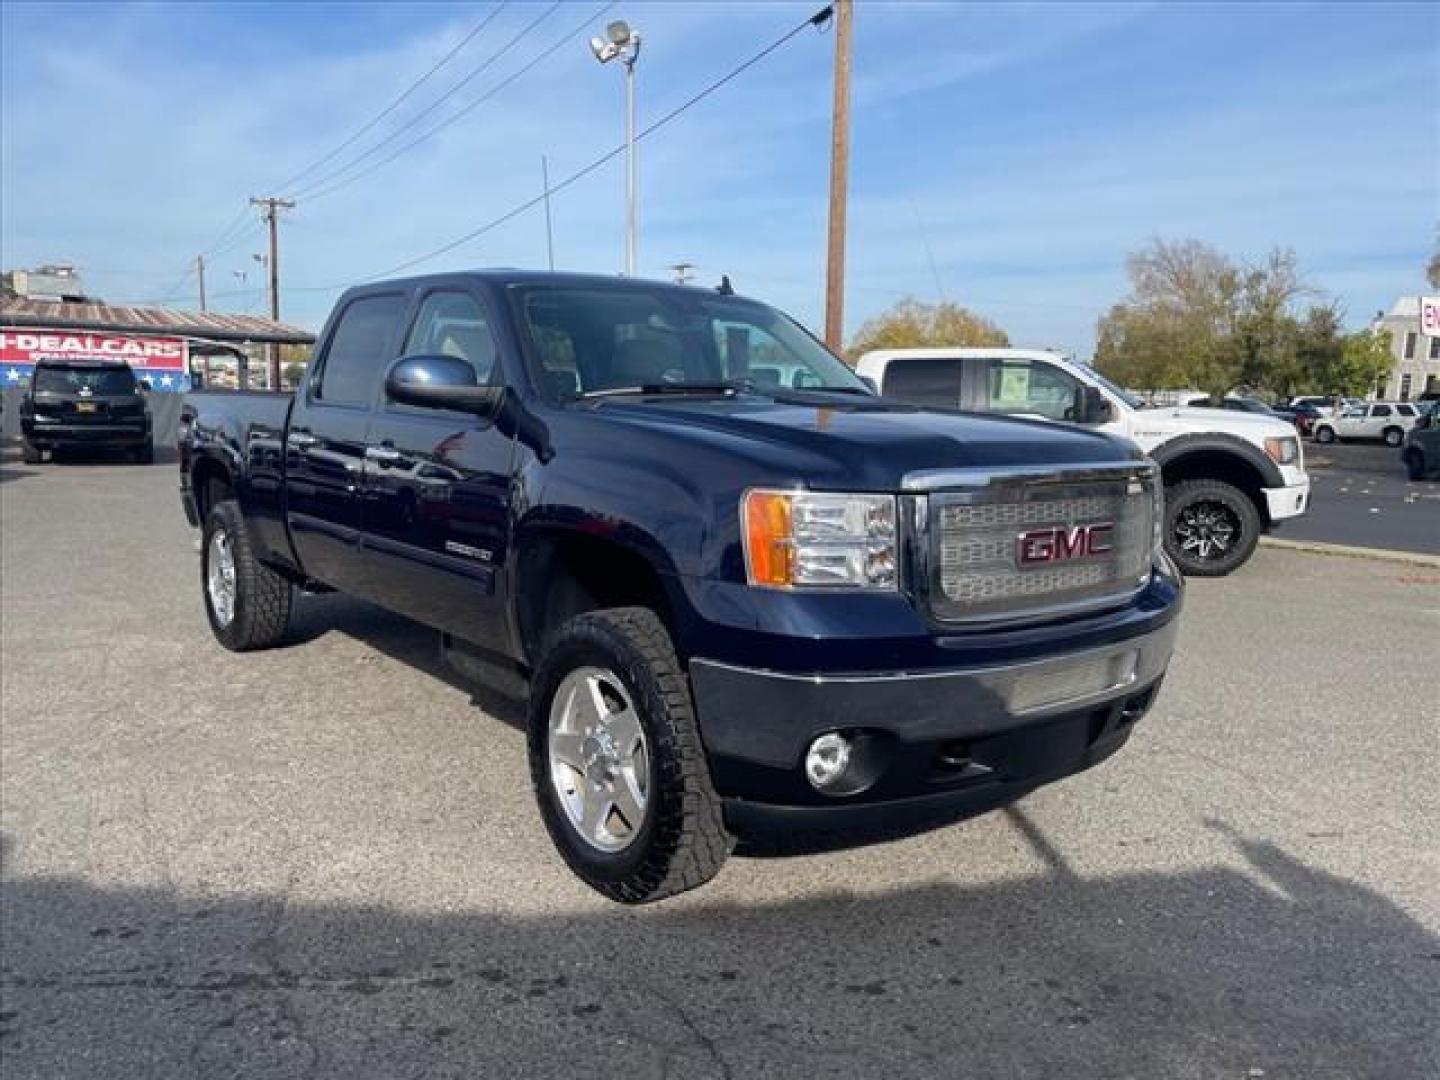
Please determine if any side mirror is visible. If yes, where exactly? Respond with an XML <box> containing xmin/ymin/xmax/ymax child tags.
<box><xmin>859</xmin><ymin>375</ymin><xmax>879</xmax><ymax>394</ymax></box>
<box><xmin>1081</xmin><ymin>385</ymin><xmax>1113</xmax><ymax>424</ymax></box>
<box><xmin>385</xmin><ymin>354</ymin><xmax>502</xmax><ymax>415</ymax></box>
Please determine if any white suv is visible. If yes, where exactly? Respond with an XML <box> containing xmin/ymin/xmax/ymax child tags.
<box><xmin>856</xmin><ymin>348</ymin><xmax>1310</xmax><ymax>577</ymax></box>
<box><xmin>1312</xmin><ymin>402</ymin><xmax>1420</xmax><ymax>447</ymax></box>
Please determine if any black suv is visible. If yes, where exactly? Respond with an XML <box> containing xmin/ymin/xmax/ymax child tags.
<box><xmin>19</xmin><ymin>361</ymin><xmax>153</xmax><ymax>463</ymax></box>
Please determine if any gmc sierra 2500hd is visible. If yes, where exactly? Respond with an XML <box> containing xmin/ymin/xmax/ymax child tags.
<box><xmin>179</xmin><ymin>272</ymin><xmax>1183</xmax><ymax>903</ymax></box>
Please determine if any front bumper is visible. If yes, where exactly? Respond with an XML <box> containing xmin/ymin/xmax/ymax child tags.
<box><xmin>1263</xmin><ymin>478</ymin><xmax>1310</xmax><ymax>522</ymax></box>
<box><xmin>689</xmin><ymin>608</ymin><xmax>1178</xmax><ymax>822</ymax></box>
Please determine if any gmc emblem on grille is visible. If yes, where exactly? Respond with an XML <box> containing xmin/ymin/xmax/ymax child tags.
<box><xmin>1016</xmin><ymin>523</ymin><xmax>1114</xmax><ymax>566</ymax></box>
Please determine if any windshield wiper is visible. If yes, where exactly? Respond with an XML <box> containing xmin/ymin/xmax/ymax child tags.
<box><xmin>577</xmin><ymin>379</ymin><xmax>874</xmax><ymax>400</ymax></box>
<box><xmin>578</xmin><ymin>380</ymin><xmax>750</xmax><ymax>399</ymax></box>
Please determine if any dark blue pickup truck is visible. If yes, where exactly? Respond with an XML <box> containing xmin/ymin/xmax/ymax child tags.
<box><xmin>179</xmin><ymin>271</ymin><xmax>1182</xmax><ymax>902</ymax></box>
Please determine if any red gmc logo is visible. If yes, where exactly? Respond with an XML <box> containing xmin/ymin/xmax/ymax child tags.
<box><xmin>1016</xmin><ymin>523</ymin><xmax>1114</xmax><ymax>566</ymax></box>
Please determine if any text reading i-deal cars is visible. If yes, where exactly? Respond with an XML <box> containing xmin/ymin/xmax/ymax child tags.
<box><xmin>178</xmin><ymin>271</ymin><xmax>1183</xmax><ymax>903</ymax></box>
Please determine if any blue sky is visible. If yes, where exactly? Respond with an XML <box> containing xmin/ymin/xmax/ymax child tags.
<box><xmin>2</xmin><ymin>1</ymin><xmax>1436</xmax><ymax>355</ymax></box>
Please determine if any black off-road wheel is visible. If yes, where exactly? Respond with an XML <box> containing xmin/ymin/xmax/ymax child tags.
<box><xmin>1404</xmin><ymin>450</ymin><xmax>1426</xmax><ymax>481</ymax></box>
<box><xmin>21</xmin><ymin>441</ymin><xmax>43</xmax><ymax>464</ymax></box>
<box><xmin>133</xmin><ymin>442</ymin><xmax>155</xmax><ymax>464</ymax></box>
<box><xmin>1164</xmin><ymin>479</ymin><xmax>1262</xmax><ymax>577</ymax></box>
<box><xmin>528</xmin><ymin>607</ymin><xmax>733</xmax><ymax>903</ymax></box>
<box><xmin>202</xmin><ymin>499</ymin><xmax>293</xmax><ymax>651</ymax></box>
<box><xmin>1382</xmin><ymin>427</ymin><xmax>1404</xmax><ymax>448</ymax></box>
<box><xmin>1314</xmin><ymin>425</ymin><xmax>1336</xmax><ymax>444</ymax></box>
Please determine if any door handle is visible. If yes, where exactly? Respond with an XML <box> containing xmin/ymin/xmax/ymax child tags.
<box><xmin>288</xmin><ymin>431</ymin><xmax>319</xmax><ymax>449</ymax></box>
<box><xmin>366</xmin><ymin>445</ymin><xmax>402</xmax><ymax>465</ymax></box>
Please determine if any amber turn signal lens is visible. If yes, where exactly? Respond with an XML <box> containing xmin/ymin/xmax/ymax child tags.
<box><xmin>743</xmin><ymin>490</ymin><xmax>794</xmax><ymax>587</ymax></box>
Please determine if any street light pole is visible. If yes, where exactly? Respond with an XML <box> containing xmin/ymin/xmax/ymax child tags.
<box><xmin>624</xmin><ymin>44</ymin><xmax>639</xmax><ymax>277</ymax></box>
<box><xmin>591</xmin><ymin>19</ymin><xmax>642</xmax><ymax>277</ymax></box>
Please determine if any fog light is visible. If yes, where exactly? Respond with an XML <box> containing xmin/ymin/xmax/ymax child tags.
<box><xmin>805</xmin><ymin>733</ymin><xmax>852</xmax><ymax>791</ymax></box>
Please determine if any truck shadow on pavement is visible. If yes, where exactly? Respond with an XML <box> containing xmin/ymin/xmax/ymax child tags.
<box><xmin>2</xmin><ymin>821</ymin><xmax>1435</xmax><ymax>1080</ymax></box>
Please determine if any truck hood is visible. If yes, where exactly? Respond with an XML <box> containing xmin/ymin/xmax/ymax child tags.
<box><xmin>1140</xmin><ymin>405</ymin><xmax>1296</xmax><ymax>439</ymax></box>
<box><xmin>579</xmin><ymin>394</ymin><xmax>1135</xmax><ymax>490</ymax></box>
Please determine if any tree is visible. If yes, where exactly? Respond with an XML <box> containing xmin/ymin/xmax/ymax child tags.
<box><xmin>1428</xmin><ymin>230</ymin><xmax>1440</xmax><ymax>289</ymax></box>
<box><xmin>846</xmin><ymin>298</ymin><xmax>1007</xmax><ymax>360</ymax></box>
<box><xmin>1095</xmin><ymin>238</ymin><xmax>1316</xmax><ymax>398</ymax></box>
<box><xmin>1334</xmin><ymin>329</ymin><xmax>1394</xmax><ymax>398</ymax></box>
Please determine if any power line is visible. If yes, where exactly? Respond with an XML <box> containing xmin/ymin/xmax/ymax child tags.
<box><xmin>273</xmin><ymin>2</ymin><xmax>510</xmax><ymax>193</ymax></box>
<box><xmin>292</xmin><ymin>2</ymin><xmax>564</xmax><ymax>200</ymax></box>
<box><xmin>299</xmin><ymin>1</ymin><xmax>613</xmax><ymax>205</ymax></box>
<box><xmin>344</xmin><ymin>5</ymin><xmax>835</xmax><ymax>283</ymax></box>
<box><xmin>135</xmin><ymin>6</ymin><xmax>513</xmax><ymax>311</ymax></box>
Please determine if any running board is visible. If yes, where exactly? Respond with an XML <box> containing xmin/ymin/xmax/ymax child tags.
<box><xmin>439</xmin><ymin>632</ymin><xmax>530</xmax><ymax>702</ymax></box>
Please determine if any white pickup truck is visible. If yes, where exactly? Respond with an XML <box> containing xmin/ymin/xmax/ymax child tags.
<box><xmin>857</xmin><ymin>348</ymin><xmax>1310</xmax><ymax>576</ymax></box>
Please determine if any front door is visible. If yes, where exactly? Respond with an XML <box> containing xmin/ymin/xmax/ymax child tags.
<box><xmin>360</xmin><ymin>288</ymin><xmax>516</xmax><ymax>646</ymax></box>
<box><xmin>285</xmin><ymin>291</ymin><xmax>408</xmax><ymax>593</ymax></box>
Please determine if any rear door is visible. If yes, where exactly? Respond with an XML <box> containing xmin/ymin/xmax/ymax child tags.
<box><xmin>359</xmin><ymin>287</ymin><xmax>517</xmax><ymax>645</ymax></box>
<box><xmin>1365</xmin><ymin>404</ymin><xmax>1393</xmax><ymax>437</ymax></box>
<box><xmin>285</xmin><ymin>291</ymin><xmax>407</xmax><ymax>593</ymax></box>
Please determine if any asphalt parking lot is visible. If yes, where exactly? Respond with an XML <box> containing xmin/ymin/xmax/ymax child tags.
<box><xmin>1285</xmin><ymin>440</ymin><xmax>1440</xmax><ymax>555</ymax></box>
<box><xmin>2</xmin><ymin>450</ymin><xmax>1437</xmax><ymax>1080</ymax></box>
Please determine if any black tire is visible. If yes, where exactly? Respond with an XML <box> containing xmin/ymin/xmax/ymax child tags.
<box><xmin>201</xmin><ymin>499</ymin><xmax>293</xmax><ymax>651</ymax></box>
<box><xmin>1314</xmin><ymin>425</ymin><xmax>1336</xmax><ymax>444</ymax></box>
<box><xmin>21</xmin><ymin>440</ymin><xmax>42</xmax><ymax>464</ymax></box>
<box><xmin>133</xmin><ymin>442</ymin><xmax>154</xmax><ymax>464</ymax></box>
<box><xmin>1404</xmin><ymin>450</ymin><xmax>1426</xmax><ymax>481</ymax></box>
<box><xmin>528</xmin><ymin>607</ymin><xmax>733</xmax><ymax>903</ymax></box>
<box><xmin>1164</xmin><ymin>479</ymin><xmax>1262</xmax><ymax>577</ymax></box>
<box><xmin>1382</xmin><ymin>427</ymin><xmax>1403</xmax><ymax>448</ymax></box>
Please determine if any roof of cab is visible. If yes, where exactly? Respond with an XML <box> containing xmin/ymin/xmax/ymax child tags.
<box><xmin>343</xmin><ymin>269</ymin><xmax>749</xmax><ymax>299</ymax></box>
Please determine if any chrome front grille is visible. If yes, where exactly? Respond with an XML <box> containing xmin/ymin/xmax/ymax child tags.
<box><xmin>908</xmin><ymin>462</ymin><xmax>1158</xmax><ymax>623</ymax></box>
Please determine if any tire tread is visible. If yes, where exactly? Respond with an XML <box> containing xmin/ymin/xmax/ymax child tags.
<box><xmin>529</xmin><ymin>607</ymin><xmax>733</xmax><ymax>903</ymax></box>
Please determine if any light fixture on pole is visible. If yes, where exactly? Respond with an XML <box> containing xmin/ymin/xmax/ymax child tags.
<box><xmin>590</xmin><ymin>19</ymin><xmax>641</xmax><ymax>277</ymax></box>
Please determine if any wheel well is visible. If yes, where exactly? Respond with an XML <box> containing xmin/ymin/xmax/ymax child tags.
<box><xmin>1159</xmin><ymin>450</ymin><xmax>1268</xmax><ymax>519</ymax></box>
<box><xmin>515</xmin><ymin>532</ymin><xmax>676</xmax><ymax>666</ymax></box>
<box><xmin>191</xmin><ymin>458</ymin><xmax>234</xmax><ymax>522</ymax></box>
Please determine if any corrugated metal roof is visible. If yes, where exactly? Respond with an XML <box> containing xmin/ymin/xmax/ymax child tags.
<box><xmin>0</xmin><ymin>296</ymin><xmax>315</xmax><ymax>344</ymax></box>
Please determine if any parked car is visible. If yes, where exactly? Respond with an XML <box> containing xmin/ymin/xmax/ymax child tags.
<box><xmin>1401</xmin><ymin>407</ymin><xmax>1439</xmax><ymax>480</ymax></box>
<box><xmin>1289</xmin><ymin>395</ymin><xmax>1337</xmax><ymax>419</ymax></box>
<box><xmin>18</xmin><ymin>359</ymin><xmax>153</xmax><ymax>463</ymax></box>
<box><xmin>179</xmin><ymin>272</ymin><xmax>1183</xmax><ymax>903</ymax></box>
<box><xmin>1283</xmin><ymin>401</ymin><xmax>1324</xmax><ymax>435</ymax></box>
<box><xmin>855</xmin><ymin>348</ymin><xmax>1310</xmax><ymax>577</ymax></box>
<box><xmin>1312</xmin><ymin>402</ymin><xmax>1421</xmax><ymax>447</ymax></box>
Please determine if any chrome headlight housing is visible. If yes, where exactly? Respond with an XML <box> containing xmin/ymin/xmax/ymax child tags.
<box><xmin>742</xmin><ymin>490</ymin><xmax>897</xmax><ymax>590</ymax></box>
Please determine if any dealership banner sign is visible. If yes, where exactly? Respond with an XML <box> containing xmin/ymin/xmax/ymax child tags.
<box><xmin>0</xmin><ymin>328</ymin><xmax>190</xmax><ymax>390</ymax></box>
<box><xmin>1422</xmin><ymin>297</ymin><xmax>1440</xmax><ymax>337</ymax></box>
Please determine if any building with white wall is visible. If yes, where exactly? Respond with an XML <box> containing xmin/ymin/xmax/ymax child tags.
<box><xmin>1371</xmin><ymin>296</ymin><xmax>1440</xmax><ymax>400</ymax></box>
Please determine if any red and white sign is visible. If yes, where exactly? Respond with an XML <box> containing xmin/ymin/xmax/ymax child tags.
<box><xmin>0</xmin><ymin>328</ymin><xmax>188</xmax><ymax>370</ymax></box>
<box><xmin>1421</xmin><ymin>296</ymin><xmax>1440</xmax><ymax>337</ymax></box>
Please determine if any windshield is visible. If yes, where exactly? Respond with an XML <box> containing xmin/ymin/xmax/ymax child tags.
<box><xmin>34</xmin><ymin>365</ymin><xmax>138</xmax><ymax>394</ymax></box>
<box><xmin>511</xmin><ymin>285</ymin><xmax>869</xmax><ymax>399</ymax></box>
<box><xmin>1080</xmin><ymin>365</ymin><xmax>1142</xmax><ymax>410</ymax></box>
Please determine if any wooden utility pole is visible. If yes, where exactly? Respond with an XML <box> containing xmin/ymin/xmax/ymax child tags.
<box><xmin>250</xmin><ymin>196</ymin><xmax>295</xmax><ymax>389</ymax></box>
<box><xmin>195</xmin><ymin>255</ymin><xmax>207</xmax><ymax>312</ymax></box>
<box><xmin>823</xmin><ymin>0</ymin><xmax>852</xmax><ymax>352</ymax></box>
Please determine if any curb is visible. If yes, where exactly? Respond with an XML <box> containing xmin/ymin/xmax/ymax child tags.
<box><xmin>1259</xmin><ymin>536</ymin><xmax>1440</xmax><ymax>569</ymax></box>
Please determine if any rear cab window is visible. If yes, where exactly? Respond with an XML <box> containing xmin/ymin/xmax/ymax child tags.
<box><xmin>314</xmin><ymin>293</ymin><xmax>407</xmax><ymax>407</ymax></box>
<box><xmin>881</xmin><ymin>357</ymin><xmax>963</xmax><ymax>409</ymax></box>
<box><xmin>34</xmin><ymin>364</ymin><xmax>137</xmax><ymax>394</ymax></box>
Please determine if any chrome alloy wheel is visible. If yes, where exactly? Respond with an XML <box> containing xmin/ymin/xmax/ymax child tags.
<box><xmin>207</xmin><ymin>529</ymin><xmax>237</xmax><ymax>627</ymax></box>
<box><xmin>548</xmin><ymin>666</ymin><xmax>650</xmax><ymax>853</ymax></box>
<box><xmin>1174</xmin><ymin>500</ymin><xmax>1238</xmax><ymax>561</ymax></box>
